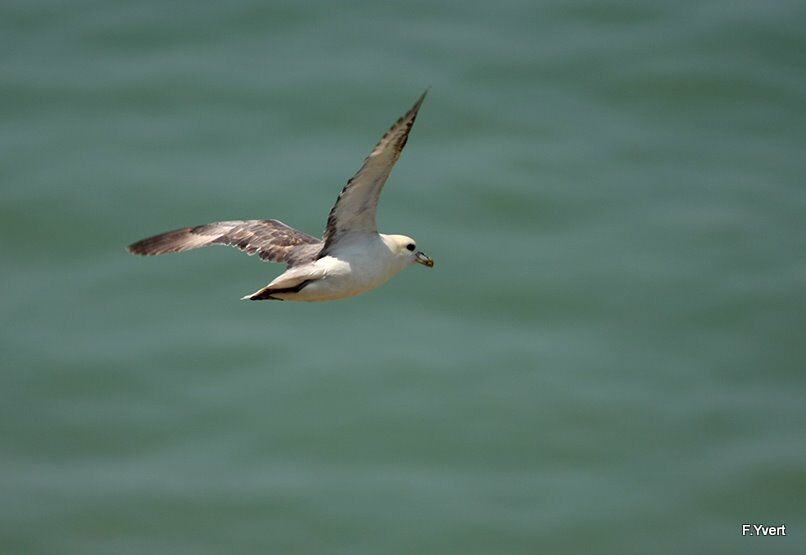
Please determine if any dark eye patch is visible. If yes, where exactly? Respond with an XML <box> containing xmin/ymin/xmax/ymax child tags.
<box><xmin>406</xmin><ymin>243</ymin><xmax>415</xmax><ymax>251</ymax></box>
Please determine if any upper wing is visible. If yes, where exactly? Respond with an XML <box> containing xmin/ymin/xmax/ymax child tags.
<box><xmin>320</xmin><ymin>91</ymin><xmax>427</xmax><ymax>254</ymax></box>
<box><xmin>128</xmin><ymin>219</ymin><xmax>322</xmax><ymax>266</ymax></box>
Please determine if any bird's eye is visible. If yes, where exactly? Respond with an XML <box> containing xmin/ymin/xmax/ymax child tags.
<box><xmin>406</xmin><ymin>243</ymin><xmax>415</xmax><ymax>251</ymax></box>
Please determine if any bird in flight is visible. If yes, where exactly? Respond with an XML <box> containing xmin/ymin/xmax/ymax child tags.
<box><xmin>128</xmin><ymin>91</ymin><xmax>434</xmax><ymax>301</ymax></box>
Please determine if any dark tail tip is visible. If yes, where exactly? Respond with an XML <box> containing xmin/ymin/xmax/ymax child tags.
<box><xmin>241</xmin><ymin>292</ymin><xmax>282</xmax><ymax>301</ymax></box>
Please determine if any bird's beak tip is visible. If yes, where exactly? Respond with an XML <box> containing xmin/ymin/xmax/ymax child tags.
<box><xmin>415</xmin><ymin>251</ymin><xmax>434</xmax><ymax>268</ymax></box>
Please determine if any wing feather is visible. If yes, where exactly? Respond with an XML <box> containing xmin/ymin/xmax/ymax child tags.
<box><xmin>320</xmin><ymin>91</ymin><xmax>427</xmax><ymax>255</ymax></box>
<box><xmin>128</xmin><ymin>219</ymin><xmax>322</xmax><ymax>266</ymax></box>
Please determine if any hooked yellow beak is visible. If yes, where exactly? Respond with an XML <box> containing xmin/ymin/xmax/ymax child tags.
<box><xmin>415</xmin><ymin>251</ymin><xmax>434</xmax><ymax>268</ymax></box>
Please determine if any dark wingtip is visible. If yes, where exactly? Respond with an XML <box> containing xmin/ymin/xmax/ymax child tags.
<box><xmin>127</xmin><ymin>240</ymin><xmax>150</xmax><ymax>256</ymax></box>
<box><xmin>412</xmin><ymin>89</ymin><xmax>429</xmax><ymax>113</ymax></box>
<box><xmin>127</xmin><ymin>235</ymin><xmax>168</xmax><ymax>256</ymax></box>
<box><xmin>125</xmin><ymin>227</ymin><xmax>197</xmax><ymax>256</ymax></box>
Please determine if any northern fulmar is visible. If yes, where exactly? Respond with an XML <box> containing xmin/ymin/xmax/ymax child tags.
<box><xmin>127</xmin><ymin>91</ymin><xmax>434</xmax><ymax>301</ymax></box>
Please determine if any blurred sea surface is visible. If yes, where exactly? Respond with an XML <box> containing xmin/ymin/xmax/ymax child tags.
<box><xmin>1</xmin><ymin>1</ymin><xmax>805</xmax><ymax>553</ymax></box>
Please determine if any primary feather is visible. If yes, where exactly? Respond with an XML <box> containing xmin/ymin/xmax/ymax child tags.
<box><xmin>127</xmin><ymin>219</ymin><xmax>321</xmax><ymax>267</ymax></box>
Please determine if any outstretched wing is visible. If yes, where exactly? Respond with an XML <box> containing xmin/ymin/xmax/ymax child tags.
<box><xmin>128</xmin><ymin>219</ymin><xmax>322</xmax><ymax>267</ymax></box>
<box><xmin>320</xmin><ymin>91</ymin><xmax>427</xmax><ymax>254</ymax></box>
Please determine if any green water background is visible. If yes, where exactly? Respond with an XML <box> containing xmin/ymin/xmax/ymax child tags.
<box><xmin>2</xmin><ymin>1</ymin><xmax>805</xmax><ymax>553</ymax></box>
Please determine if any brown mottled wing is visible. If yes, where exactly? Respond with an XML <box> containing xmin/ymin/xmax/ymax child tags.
<box><xmin>319</xmin><ymin>91</ymin><xmax>427</xmax><ymax>255</ymax></box>
<box><xmin>128</xmin><ymin>219</ymin><xmax>322</xmax><ymax>267</ymax></box>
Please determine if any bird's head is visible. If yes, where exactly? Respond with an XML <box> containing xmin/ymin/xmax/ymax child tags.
<box><xmin>382</xmin><ymin>234</ymin><xmax>434</xmax><ymax>268</ymax></box>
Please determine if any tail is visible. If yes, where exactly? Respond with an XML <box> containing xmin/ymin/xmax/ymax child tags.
<box><xmin>241</xmin><ymin>280</ymin><xmax>312</xmax><ymax>301</ymax></box>
<box><xmin>241</xmin><ymin>289</ymin><xmax>282</xmax><ymax>301</ymax></box>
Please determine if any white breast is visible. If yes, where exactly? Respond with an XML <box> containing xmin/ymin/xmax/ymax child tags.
<box><xmin>276</xmin><ymin>234</ymin><xmax>406</xmax><ymax>302</ymax></box>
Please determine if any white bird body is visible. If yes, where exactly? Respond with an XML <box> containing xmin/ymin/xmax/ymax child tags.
<box><xmin>128</xmin><ymin>92</ymin><xmax>434</xmax><ymax>302</ymax></box>
<box><xmin>266</xmin><ymin>233</ymin><xmax>412</xmax><ymax>301</ymax></box>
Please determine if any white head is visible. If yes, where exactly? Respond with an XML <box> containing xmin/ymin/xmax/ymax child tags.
<box><xmin>381</xmin><ymin>234</ymin><xmax>435</xmax><ymax>269</ymax></box>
